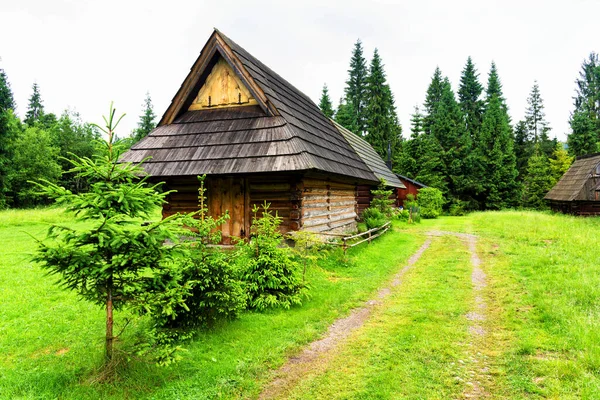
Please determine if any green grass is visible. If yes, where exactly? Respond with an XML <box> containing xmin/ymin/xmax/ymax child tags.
<box><xmin>2</xmin><ymin>208</ymin><xmax>600</xmax><ymax>399</ymax></box>
<box><xmin>284</xmin><ymin>234</ymin><xmax>474</xmax><ymax>399</ymax></box>
<box><xmin>0</xmin><ymin>207</ymin><xmax>422</xmax><ymax>399</ymax></box>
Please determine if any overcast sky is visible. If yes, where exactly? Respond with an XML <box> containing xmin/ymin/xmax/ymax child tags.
<box><xmin>2</xmin><ymin>0</ymin><xmax>598</xmax><ymax>142</ymax></box>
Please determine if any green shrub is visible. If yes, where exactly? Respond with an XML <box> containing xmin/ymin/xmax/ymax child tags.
<box><xmin>404</xmin><ymin>194</ymin><xmax>421</xmax><ymax>224</ymax></box>
<box><xmin>362</xmin><ymin>207</ymin><xmax>386</xmax><ymax>229</ymax></box>
<box><xmin>370</xmin><ymin>178</ymin><xmax>394</xmax><ymax>217</ymax></box>
<box><xmin>238</xmin><ymin>202</ymin><xmax>308</xmax><ymax>311</ymax></box>
<box><xmin>418</xmin><ymin>188</ymin><xmax>444</xmax><ymax>219</ymax></box>
<box><xmin>448</xmin><ymin>199</ymin><xmax>467</xmax><ymax>216</ymax></box>
<box><xmin>397</xmin><ymin>209</ymin><xmax>410</xmax><ymax>221</ymax></box>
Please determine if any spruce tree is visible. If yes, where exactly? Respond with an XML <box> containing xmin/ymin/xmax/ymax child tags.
<box><xmin>395</xmin><ymin>106</ymin><xmax>423</xmax><ymax>178</ymax></box>
<box><xmin>513</xmin><ymin>120</ymin><xmax>533</xmax><ymax>181</ymax></box>
<box><xmin>132</xmin><ymin>92</ymin><xmax>156</xmax><ymax>143</ymax></box>
<box><xmin>423</xmin><ymin>67</ymin><xmax>444</xmax><ymax>135</ymax></box>
<box><xmin>568</xmin><ymin>52</ymin><xmax>600</xmax><ymax>155</ymax></box>
<box><xmin>567</xmin><ymin>109</ymin><xmax>597</xmax><ymax>156</ymax></box>
<box><xmin>334</xmin><ymin>99</ymin><xmax>355</xmax><ymax>132</ymax></box>
<box><xmin>477</xmin><ymin>95</ymin><xmax>519</xmax><ymax>209</ymax></box>
<box><xmin>485</xmin><ymin>62</ymin><xmax>509</xmax><ymax>116</ymax></box>
<box><xmin>522</xmin><ymin>145</ymin><xmax>553</xmax><ymax>209</ymax></box>
<box><xmin>318</xmin><ymin>84</ymin><xmax>334</xmax><ymax>119</ymax></box>
<box><xmin>0</xmin><ymin>67</ymin><xmax>16</xmax><ymax>208</ymax></box>
<box><xmin>549</xmin><ymin>143</ymin><xmax>574</xmax><ymax>184</ymax></box>
<box><xmin>344</xmin><ymin>39</ymin><xmax>368</xmax><ymax>135</ymax></box>
<box><xmin>525</xmin><ymin>81</ymin><xmax>554</xmax><ymax>157</ymax></box>
<box><xmin>24</xmin><ymin>82</ymin><xmax>44</xmax><ymax>126</ymax></box>
<box><xmin>364</xmin><ymin>49</ymin><xmax>401</xmax><ymax>162</ymax></box>
<box><xmin>458</xmin><ymin>57</ymin><xmax>484</xmax><ymax>140</ymax></box>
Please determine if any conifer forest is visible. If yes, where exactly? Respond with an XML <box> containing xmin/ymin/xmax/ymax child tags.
<box><xmin>2</xmin><ymin>44</ymin><xmax>600</xmax><ymax>211</ymax></box>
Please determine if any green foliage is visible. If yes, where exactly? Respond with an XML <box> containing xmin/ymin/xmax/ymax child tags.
<box><xmin>458</xmin><ymin>57</ymin><xmax>484</xmax><ymax>141</ymax></box>
<box><xmin>362</xmin><ymin>207</ymin><xmax>386</xmax><ymax>229</ymax></box>
<box><xmin>32</xmin><ymin>103</ymin><xmax>187</xmax><ymax>362</ymax></box>
<box><xmin>417</xmin><ymin>187</ymin><xmax>444</xmax><ymax>218</ymax></box>
<box><xmin>364</xmin><ymin>49</ymin><xmax>402</xmax><ymax>162</ymax></box>
<box><xmin>568</xmin><ymin>109</ymin><xmax>597</xmax><ymax>157</ymax></box>
<box><xmin>318</xmin><ymin>84</ymin><xmax>334</xmax><ymax>119</ymax></box>
<box><xmin>334</xmin><ymin>98</ymin><xmax>355</xmax><ymax>133</ymax></box>
<box><xmin>238</xmin><ymin>202</ymin><xmax>307</xmax><ymax>311</ymax></box>
<box><xmin>370</xmin><ymin>178</ymin><xmax>394</xmax><ymax>217</ymax></box>
<box><xmin>9</xmin><ymin>125</ymin><xmax>61</xmax><ymax>207</ymax></box>
<box><xmin>24</xmin><ymin>82</ymin><xmax>44</xmax><ymax>126</ymax></box>
<box><xmin>158</xmin><ymin>175</ymin><xmax>246</xmax><ymax>329</ymax></box>
<box><xmin>525</xmin><ymin>81</ymin><xmax>555</xmax><ymax>157</ymax></box>
<box><xmin>404</xmin><ymin>194</ymin><xmax>421</xmax><ymax>223</ymax></box>
<box><xmin>344</xmin><ymin>39</ymin><xmax>369</xmax><ymax>135</ymax></box>
<box><xmin>522</xmin><ymin>146</ymin><xmax>554</xmax><ymax>209</ymax></box>
<box><xmin>132</xmin><ymin>92</ymin><xmax>156</xmax><ymax>144</ymax></box>
<box><xmin>549</xmin><ymin>143</ymin><xmax>574</xmax><ymax>183</ymax></box>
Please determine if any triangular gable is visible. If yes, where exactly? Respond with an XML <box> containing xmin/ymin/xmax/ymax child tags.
<box><xmin>159</xmin><ymin>30</ymin><xmax>277</xmax><ymax>125</ymax></box>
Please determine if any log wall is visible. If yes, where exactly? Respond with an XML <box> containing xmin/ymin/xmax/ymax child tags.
<box><xmin>301</xmin><ymin>178</ymin><xmax>357</xmax><ymax>233</ymax></box>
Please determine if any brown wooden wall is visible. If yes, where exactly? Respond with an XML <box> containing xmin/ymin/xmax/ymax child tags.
<box><xmin>301</xmin><ymin>178</ymin><xmax>357</xmax><ymax>233</ymax></box>
<box><xmin>162</xmin><ymin>173</ymin><xmax>361</xmax><ymax>241</ymax></box>
<box><xmin>548</xmin><ymin>200</ymin><xmax>600</xmax><ymax>216</ymax></box>
<box><xmin>397</xmin><ymin>180</ymin><xmax>422</xmax><ymax>206</ymax></box>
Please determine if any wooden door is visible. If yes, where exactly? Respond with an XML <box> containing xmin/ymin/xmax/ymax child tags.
<box><xmin>207</xmin><ymin>176</ymin><xmax>247</xmax><ymax>244</ymax></box>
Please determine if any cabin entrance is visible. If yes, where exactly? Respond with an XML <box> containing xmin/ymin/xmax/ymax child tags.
<box><xmin>206</xmin><ymin>177</ymin><xmax>248</xmax><ymax>244</ymax></box>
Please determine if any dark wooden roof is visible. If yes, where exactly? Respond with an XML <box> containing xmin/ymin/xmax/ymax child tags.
<box><xmin>545</xmin><ymin>153</ymin><xmax>600</xmax><ymax>201</ymax></box>
<box><xmin>332</xmin><ymin>121</ymin><xmax>404</xmax><ymax>188</ymax></box>
<box><xmin>121</xmin><ymin>29</ymin><xmax>381</xmax><ymax>183</ymax></box>
<box><xmin>396</xmin><ymin>174</ymin><xmax>427</xmax><ymax>189</ymax></box>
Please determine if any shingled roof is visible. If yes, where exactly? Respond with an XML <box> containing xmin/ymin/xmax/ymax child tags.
<box><xmin>545</xmin><ymin>153</ymin><xmax>600</xmax><ymax>201</ymax></box>
<box><xmin>121</xmin><ymin>29</ymin><xmax>388</xmax><ymax>184</ymax></box>
<box><xmin>332</xmin><ymin>121</ymin><xmax>404</xmax><ymax>188</ymax></box>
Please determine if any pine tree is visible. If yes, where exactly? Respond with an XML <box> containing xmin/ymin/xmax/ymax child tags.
<box><xmin>318</xmin><ymin>84</ymin><xmax>334</xmax><ymax>119</ymax></box>
<box><xmin>423</xmin><ymin>67</ymin><xmax>444</xmax><ymax>135</ymax></box>
<box><xmin>364</xmin><ymin>49</ymin><xmax>401</xmax><ymax>162</ymax></box>
<box><xmin>477</xmin><ymin>95</ymin><xmax>519</xmax><ymax>209</ymax></box>
<box><xmin>344</xmin><ymin>39</ymin><xmax>368</xmax><ymax>135</ymax></box>
<box><xmin>132</xmin><ymin>92</ymin><xmax>156</xmax><ymax>143</ymax></box>
<box><xmin>522</xmin><ymin>145</ymin><xmax>554</xmax><ymax>209</ymax></box>
<box><xmin>24</xmin><ymin>82</ymin><xmax>44</xmax><ymax>126</ymax></box>
<box><xmin>458</xmin><ymin>57</ymin><xmax>484</xmax><ymax>140</ymax></box>
<box><xmin>0</xmin><ymin>68</ymin><xmax>15</xmax><ymax>112</ymax></box>
<box><xmin>395</xmin><ymin>106</ymin><xmax>423</xmax><ymax>178</ymax></box>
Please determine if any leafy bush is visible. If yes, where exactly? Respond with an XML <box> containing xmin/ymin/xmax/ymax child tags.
<box><xmin>397</xmin><ymin>209</ymin><xmax>410</xmax><ymax>221</ymax></box>
<box><xmin>362</xmin><ymin>207</ymin><xmax>386</xmax><ymax>229</ymax></box>
<box><xmin>418</xmin><ymin>187</ymin><xmax>444</xmax><ymax>219</ymax></box>
<box><xmin>448</xmin><ymin>199</ymin><xmax>467</xmax><ymax>216</ymax></box>
<box><xmin>404</xmin><ymin>194</ymin><xmax>421</xmax><ymax>224</ymax></box>
<box><xmin>238</xmin><ymin>202</ymin><xmax>308</xmax><ymax>311</ymax></box>
<box><xmin>156</xmin><ymin>176</ymin><xmax>246</xmax><ymax>329</ymax></box>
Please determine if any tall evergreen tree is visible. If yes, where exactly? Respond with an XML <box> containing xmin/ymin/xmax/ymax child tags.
<box><xmin>395</xmin><ymin>106</ymin><xmax>423</xmax><ymax>179</ymax></box>
<box><xmin>24</xmin><ymin>82</ymin><xmax>44</xmax><ymax>126</ymax></box>
<box><xmin>525</xmin><ymin>81</ymin><xmax>554</xmax><ymax>157</ymax></box>
<box><xmin>422</xmin><ymin>67</ymin><xmax>444</xmax><ymax>135</ymax></box>
<box><xmin>522</xmin><ymin>145</ymin><xmax>553</xmax><ymax>209</ymax></box>
<box><xmin>568</xmin><ymin>52</ymin><xmax>600</xmax><ymax>155</ymax></box>
<box><xmin>568</xmin><ymin>109</ymin><xmax>597</xmax><ymax>156</ymax></box>
<box><xmin>485</xmin><ymin>62</ymin><xmax>509</xmax><ymax>116</ymax></box>
<box><xmin>549</xmin><ymin>143</ymin><xmax>574</xmax><ymax>184</ymax></box>
<box><xmin>334</xmin><ymin>98</ymin><xmax>354</xmax><ymax>132</ymax></box>
<box><xmin>132</xmin><ymin>92</ymin><xmax>156</xmax><ymax>143</ymax></box>
<box><xmin>458</xmin><ymin>57</ymin><xmax>484</xmax><ymax>140</ymax></box>
<box><xmin>513</xmin><ymin>120</ymin><xmax>533</xmax><ymax>181</ymax></box>
<box><xmin>344</xmin><ymin>39</ymin><xmax>368</xmax><ymax>135</ymax></box>
<box><xmin>477</xmin><ymin>94</ymin><xmax>519</xmax><ymax>209</ymax></box>
<box><xmin>0</xmin><ymin>66</ymin><xmax>16</xmax><ymax>208</ymax></box>
<box><xmin>318</xmin><ymin>84</ymin><xmax>334</xmax><ymax>119</ymax></box>
<box><xmin>364</xmin><ymin>49</ymin><xmax>401</xmax><ymax>162</ymax></box>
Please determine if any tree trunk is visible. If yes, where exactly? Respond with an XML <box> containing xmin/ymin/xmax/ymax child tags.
<box><xmin>106</xmin><ymin>284</ymin><xmax>113</xmax><ymax>361</ymax></box>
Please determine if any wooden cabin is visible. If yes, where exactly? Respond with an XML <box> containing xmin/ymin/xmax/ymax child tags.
<box><xmin>121</xmin><ymin>29</ymin><xmax>403</xmax><ymax>243</ymax></box>
<box><xmin>396</xmin><ymin>174</ymin><xmax>427</xmax><ymax>206</ymax></box>
<box><xmin>544</xmin><ymin>153</ymin><xmax>600</xmax><ymax>215</ymax></box>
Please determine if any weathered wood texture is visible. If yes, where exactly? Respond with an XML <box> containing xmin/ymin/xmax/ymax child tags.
<box><xmin>300</xmin><ymin>178</ymin><xmax>357</xmax><ymax>233</ymax></box>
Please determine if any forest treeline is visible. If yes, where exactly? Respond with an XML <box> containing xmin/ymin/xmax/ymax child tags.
<box><xmin>323</xmin><ymin>42</ymin><xmax>600</xmax><ymax>212</ymax></box>
<box><xmin>0</xmin><ymin>73</ymin><xmax>156</xmax><ymax>208</ymax></box>
<box><xmin>2</xmin><ymin>47</ymin><xmax>600</xmax><ymax>211</ymax></box>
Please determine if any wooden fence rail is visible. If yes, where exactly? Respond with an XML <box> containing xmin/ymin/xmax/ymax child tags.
<box><xmin>324</xmin><ymin>221</ymin><xmax>391</xmax><ymax>253</ymax></box>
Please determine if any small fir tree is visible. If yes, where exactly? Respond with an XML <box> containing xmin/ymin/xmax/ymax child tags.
<box><xmin>522</xmin><ymin>145</ymin><xmax>554</xmax><ymax>209</ymax></box>
<box><xmin>32</xmin><ymin>103</ymin><xmax>186</xmax><ymax>362</ymax></box>
<box><xmin>24</xmin><ymin>82</ymin><xmax>44</xmax><ymax>126</ymax></box>
<box><xmin>549</xmin><ymin>143</ymin><xmax>574</xmax><ymax>184</ymax></box>
<box><xmin>132</xmin><ymin>92</ymin><xmax>156</xmax><ymax>143</ymax></box>
<box><xmin>318</xmin><ymin>84</ymin><xmax>334</xmax><ymax>119</ymax></box>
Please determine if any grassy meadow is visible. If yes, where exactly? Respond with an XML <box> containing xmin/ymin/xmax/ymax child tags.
<box><xmin>1</xmin><ymin>208</ymin><xmax>599</xmax><ymax>398</ymax></box>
